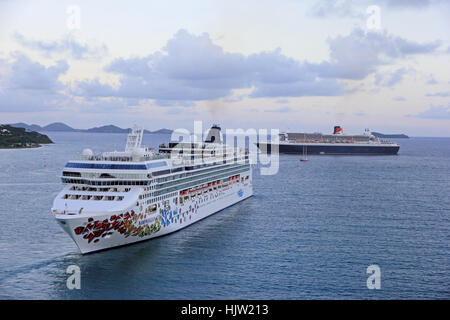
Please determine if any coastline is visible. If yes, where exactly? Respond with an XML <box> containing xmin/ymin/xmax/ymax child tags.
<box><xmin>0</xmin><ymin>143</ymin><xmax>49</xmax><ymax>149</ymax></box>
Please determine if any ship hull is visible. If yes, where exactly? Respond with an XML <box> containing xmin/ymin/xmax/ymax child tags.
<box><xmin>257</xmin><ymin>143</ymin><xmax>400</xmax><ymax>155</ymax></box>
<box><xmin>55</xmin><ymin>175</ymin><xmax>252</xmax><ymax>254</ymax></box>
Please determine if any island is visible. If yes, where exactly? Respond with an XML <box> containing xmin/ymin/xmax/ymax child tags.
<box><xmin>9</xmin><ymin>122</ymin><xmax>174</xmax><ymax>134</ymax></box>
<box><xmin>371</xmin><ymin>132</ymin><xmax>409</xmax><ymax>139</ymax></box>
<box><xmin>0</xmin><ymin>125</ymin><xmax>53</xmax><ymax>149</ymax></box>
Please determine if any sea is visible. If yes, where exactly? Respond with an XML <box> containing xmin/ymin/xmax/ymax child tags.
<box><xmin>0</xmin><ymin>132</ymin><xmax>449</xmax><ymax>299</ymax></box>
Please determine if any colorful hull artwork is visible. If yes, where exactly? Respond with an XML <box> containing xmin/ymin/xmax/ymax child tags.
<box><xmin>55</xmin><ymin>179</ymin><xmax>252</xmax><ymax>253</ymax></box>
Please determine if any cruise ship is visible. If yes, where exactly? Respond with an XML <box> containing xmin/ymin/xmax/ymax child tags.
<box><xmin>256</xmin><ymin>126</ymin><xmax>400</xmax><ymax>155</ymax></box>
<box><xmin>52</xmin><ymin>125</ymin><xmax>253</xmax><ymax>253</ymax></box>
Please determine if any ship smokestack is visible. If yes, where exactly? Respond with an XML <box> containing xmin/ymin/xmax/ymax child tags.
<box><xmin>205</xmin><ymin>124</ymin><xmax>222</xmax><ymax>143</ymax></box>
<box><xmin>333</xmin><ymin>126</ymin><xmax>343</xmax><ymax>135</ymax></box>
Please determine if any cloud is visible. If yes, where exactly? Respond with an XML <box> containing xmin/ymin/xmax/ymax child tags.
<box><xmin>0</xmin><ymin>53</ymin><xmax>128</xmax><ymax>113</ymax></box>
<box><xmin>393</xmin><ymin>96</ymin><xmax>407</xmax><ymax>101</ymax></box>
<box><xmin>309</xmin><ymin>0</ymin><xmax>447</xmax><ymax>18</ymax></box>
<box><xmin>155</xmin><ymin>99</ymin><xmax>196</xmax><ymax>107</ymax></box>
<box><xmin>13</xmin><ymin>32</ymin><xmax>108</xmax><ymax>60</ymax></box>
<box><xmin>425</xmin><ymin>92</ymin><xmax>450</xmax><ymax>97</ymax></box>
<box><xmin>409</xmin><ymin>105</ymin><xmax>450</xmax><ymax>119</ymax></box>
<box><xmin>5</xmin><ymin>28</ymin><xmax>442</xmax><ymax>114</ymax></box>
<box><xmin>164</xmin><ymin>108</ymin><xmax>183</xmax><ymax>115</ymax></box>
<box><xmin>309</xmin><ymin>28</ymin><xmax>440</xmax><ymax>80</ymax></box>
<box><xmin>309</xmin><ymin>0</ymin><xmax>364</xmax><ymax>19</ymax></box>
<box><xmin>223</xmin><ymin>95</ymin><xmax>245</xmax><ymax>103</ymax></box>
<box><xmin>250</xmin><ymin>78</ymin><xmax>342</xmax><ymax>98</ymax></box>
<box><xmin>426</xmin><ymin>74</ymin><xmax>438</xmax><ymax>85</ymax></box>
<box><xmin>9</xmin><ymin>53</ymin><xmax>69</xmax><ymax>91</ymax></box>
<box><xmin>0</xmin><ymin>53</ymin><xmax>69</xmax><ymax>112</ymax></box>
<box><xmin>374</xmin><ymin>68</ymin><xmax>410</xmax><ymax>87</ymax></box>
<box><xmin>381</xmin><ymin>0</ymin><xmax>445</xmax><ymax>9</ymax></box>
<box><xmin>74</xmin><ymin>29</ymin><xmax>347</xmax><ymax>104</ymax></box>
<box><xmin>264</xmin><ymin>106</ymin><xmax>293</xmax><ymax>113</ymax></box>
<box><xmin>74</xmin><ymin>28</ymin><xmax>440</xmax><ymax>104</ymax></box>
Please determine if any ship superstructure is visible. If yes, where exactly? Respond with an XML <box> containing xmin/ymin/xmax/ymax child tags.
<box><xmin>52</xmin><ymin>125</ymin><xmax>252</xmax><ymax>253</ymax></box>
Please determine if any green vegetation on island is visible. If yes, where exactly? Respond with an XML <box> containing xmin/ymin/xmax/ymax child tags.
<box><xmin>0</xmin><ymin>125</ymin><xmax>53</xmax><ymax>149</ymax></box>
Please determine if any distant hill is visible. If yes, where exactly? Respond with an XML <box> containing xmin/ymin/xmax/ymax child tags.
<box><xmin>150</xmin><ymin>128</ymin><xmax>173</xmax><ymax>134</ymax></box>
<box><xmin>85</xmin><ymin>125</ymin><xmax>130</xmax><ymax>133</ymax></box>
<box><xmin>42</xmin><ymin>122</ymin><xmax>77</xmax><ymax>132</ymax></box>
<box><xmin>372</xmin><ymin>132</ymin><xmax>409</xmax><ymax>139</ymax></box>
<box><xmin>9</xmin><ymin>122</ymin><xmax>173</xmax><ymax>134</ymax></box>
<box><xmin>0</xmin><ymin>125</ymin><xmax>53</xmax><ymax>148</ymax></box>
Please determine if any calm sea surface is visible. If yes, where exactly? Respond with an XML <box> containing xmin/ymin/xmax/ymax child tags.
<box><xmin>0</xmin><ymin>132</ymin><xmax>449</xmax><ymax>299</ymax></box>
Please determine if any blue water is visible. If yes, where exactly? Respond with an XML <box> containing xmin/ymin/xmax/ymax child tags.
<box><xmin>0</xmin><ymin>133</ymin><xmax>449</xmax><ymax>299</ymax></box>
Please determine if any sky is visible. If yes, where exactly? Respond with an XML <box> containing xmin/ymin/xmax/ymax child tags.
<box><xmin>0</xmin><ymin>0</ymin><xmax>449</xmax><ymax>136</ymax></box>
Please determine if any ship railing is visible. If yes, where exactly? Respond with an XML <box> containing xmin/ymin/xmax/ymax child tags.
<box><xmin>74</xmin><ymin>153</ymin><xmax>170</xmax><ymax>161</ymax></box>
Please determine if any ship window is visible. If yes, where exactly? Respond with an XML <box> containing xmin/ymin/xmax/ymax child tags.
<box><xmin>146</xmin><ymin>161</ymin><xmax>168</xmax><ymax>169</ymax></box>
<box><xmin>99</xmin><ymin>173</ymin><xmax>115</xmax><ymax>178</ymax></box>
<box><xmin>153</xmin><ymin>169</ymin><xmax>171</xmax><ymax>177</ymax></box>
<box><xmin>63</xmin><ymin>171</ymin><xmax>81</xmax><ymax>177</ymax></box>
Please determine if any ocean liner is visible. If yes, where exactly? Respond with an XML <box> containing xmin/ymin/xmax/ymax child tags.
<box><xmin>52</xmin><ymin>125</ymin><xmax>252</xmax><ymax>253</ymax></box>
<box><xmin>257</xmin><ymin>126</ymin><xmax>400</xmax><ymax>155</ymax></box>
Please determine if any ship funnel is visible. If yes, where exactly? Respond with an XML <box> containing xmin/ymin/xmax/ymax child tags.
<box><xmin>204</xmin><ymin>124</ymin><xmax>222</xmax><ymax>143</ymax></box>
<box><xmin>333</xmin><ymin>126</ymin><xmax>343</xmax><ymax>135</ymax></box>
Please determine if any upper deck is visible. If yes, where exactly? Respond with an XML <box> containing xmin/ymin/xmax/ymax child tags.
<box><xmin>60</xmin><ymin>124</ymin><xmax>249</xmax><ymax>185</ymax></box>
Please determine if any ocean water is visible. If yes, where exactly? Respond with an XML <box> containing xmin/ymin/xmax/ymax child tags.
<box><xmin>0</xmin><ymin>132</ymin><xmax>449</xmax><ymax>299</ymax></box>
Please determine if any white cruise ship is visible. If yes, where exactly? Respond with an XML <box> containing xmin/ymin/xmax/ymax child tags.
<box><xmin>52</xmin><ymin>125</ymin><xmax>253</xmax><ymax>253</ymax></box>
